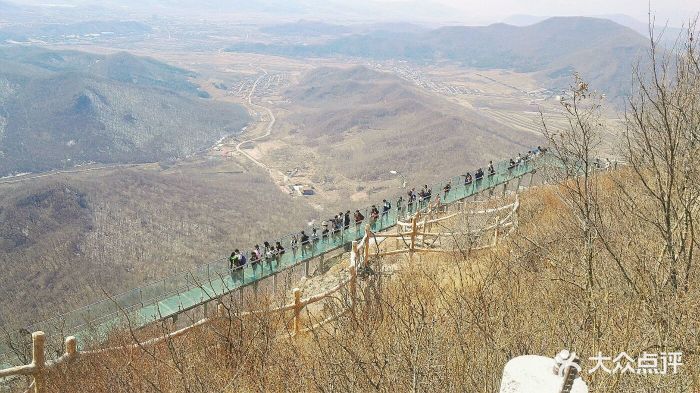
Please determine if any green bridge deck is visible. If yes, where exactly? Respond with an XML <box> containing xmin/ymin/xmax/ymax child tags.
<box><xmin>9</xmin><ymin>153</ymin><xmax>544</xmax><ymax>361</ymax></box>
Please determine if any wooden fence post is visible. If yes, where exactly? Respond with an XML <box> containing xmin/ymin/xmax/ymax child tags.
<box><xmin>65</xmin><ymin>336</ymin><xmax>77</xmax><ymax>361</ymax></box>
<box><xmin>410</xmin><ymin>216</ymin><xmax>418</xmax><ymax>263</ymax></box>
<box><xmin>32</xmin><ymin>331</ymin><xmax>45</xmax><ymax>393</ymax></box>
<box><xmin>293</xmin><ymin>288</ymin><xmax>302</xmax><ymax>336</ymax></box>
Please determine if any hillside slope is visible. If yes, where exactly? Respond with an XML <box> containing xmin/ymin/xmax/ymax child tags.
<box><xmin>0</xmin><ymin>160</ymin><xmax>318</xmax><ymax>327</ymax></box>
<box><xmin>279</xmin><ymin>66</ymin><xmax>539</xmax><ymax>185</ymax></box>
<box><xmin>38</xmin><ymin>170</ymin><xmax>695</xmax><ymax>392</ymax></box>
<box><xmin>0</xmin><ymin>46</ymin><xmax>249</xmax><ymax>176</ymax></box>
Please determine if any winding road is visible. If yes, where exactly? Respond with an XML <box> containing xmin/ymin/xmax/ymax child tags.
<box><xmin>235</xmin><ymin>69</ymin><xmax>277</xmax><ymax>176</ymax></box>
<box><xmin>0</xmin><ymin>163</ymin><xmax>145</xmax><ymax>185</ymax></box>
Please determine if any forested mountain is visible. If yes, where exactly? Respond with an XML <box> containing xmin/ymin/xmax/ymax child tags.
<box><xmin>0</xmin><ymin>46</ymin><xmax>249</xmax><ymax>176</ymax></box>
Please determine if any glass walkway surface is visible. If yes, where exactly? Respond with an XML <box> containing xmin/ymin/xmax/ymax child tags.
<box><xmin>22</xmin><ymin>153</ymin><xmax>545</xmax><ymax>354</ymax></box>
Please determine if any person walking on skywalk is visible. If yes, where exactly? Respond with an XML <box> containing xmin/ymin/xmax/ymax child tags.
<box><xmin>251</xmin><ymin>245</ymin><xmax>262</xmax><ymax>272</ymax></box>
<box><xmin>354</xmin><ymin>209</ymin><xmax>365</xmax><ymax>226</ymax></box>
<box><xmin>275</xmin><ymin>241</ymin><xmax>285</xmax><ymax>264</ymax></box>
<box><xmin>229</xmin><ymin>251</ymin><xmax>238</xmax><ymax>270</ymax></box>
<box><xmin>229</xmin><ymin>249</ymin><xmax>245</xmax><ymax>280</ymax></box>
<box><xmin>382</xmin><ymin>199</ymin><xmax>391</xmax><ymax>220</ymax></box>
<box><xmin>344</xmin><ymin>210</ymin><xmax>351</xmax><ymax>230</ymax></box>
<box><xmin>369</xmin><ymin>205</ymin><xmax>380</xmax><ymax>229</ymax></box>
<box><xmin>464</xmin><ymin>172</ymin><xmax>473</xmax><ymax>185</ymax></box>
<box><xmin>300</xmin><ymin>230</ymin><xmax>311</xmax><ymax>257</ymax></box>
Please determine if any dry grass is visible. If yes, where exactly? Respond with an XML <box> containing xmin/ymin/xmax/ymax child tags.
<box><xmin>34</xmin><ymin>173</ymin><xmax>699</xmax><ymax>392</ymax></box>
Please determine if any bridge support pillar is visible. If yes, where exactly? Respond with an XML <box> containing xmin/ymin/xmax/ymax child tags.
<box><xmin>272</xmin><ymin>273</ymin><xmax>277</xmax><ymax>293</ymax></box>
<box><xmin>502</xmin><ymin>182</ymin><xmax>508</xmax><ymax>197</ymax></box>
<box><xmin>529</xmin><ymin>172</ymin><xmax>534</xmax><ymax>187</ymax></box>
<box><xmin>304</xmin><ymin>259</ymin><xmax>310</xmax><ymax>278</ymax></box>
<box><xmin>349</xmin><ymin>257</ymin><xmax>357</xmax><ymax>309</ymax></box>
<box><xmin>253</xmin><ymin>281</ymin><xmax>259</xmax><ymax>300</ymax></box>
<box><xmin>516</xmin><ymin>176</ymin><xmax>523</xmax><ymax>193</ymax></box>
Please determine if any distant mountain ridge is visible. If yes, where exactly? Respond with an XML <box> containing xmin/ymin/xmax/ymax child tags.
<box><xmin>229</xmin><ymin>16</ymin><xmax>649</xmax><ymax>98</ymax></box>
<box><xmin>502</xmin><ymin>13</ymin><xmax>684</xmax><ymax>44</ymax></box>
<box><xmin>0</xmin><ymin>46</ymin><xmax>249</xmax><ymax>176</ymax></box>
<box><xmin>260</xmin><ymin>20</ymin><xmax>352</xmax><ymax>36</ymax></box>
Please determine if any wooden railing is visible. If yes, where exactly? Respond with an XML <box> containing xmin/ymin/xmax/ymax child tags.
<box><xmin>1</xmin><ymin>193</ymin><xmax>521</xmax><ymax>393</ymax></box>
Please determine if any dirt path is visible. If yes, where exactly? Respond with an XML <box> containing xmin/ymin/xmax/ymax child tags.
<box><xmin>235</xmin><ymin>69</ymin><xmax>277</xmax><ymax>173</ymax></box>
<box><xmin>232</xmin><ymin>70</ymin><xmax>295</xmax><ymax>197</ymax></box>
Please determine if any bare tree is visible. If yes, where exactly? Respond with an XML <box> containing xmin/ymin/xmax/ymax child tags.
<box><xmin>540</xmin><ymin>74</ymin><xmax>605</xmax><ymax>341</ymax></box>
<box><xmin>618</xmin><ymin>17</ymin><xmax>700</xmax><ymax>296</ymax></box>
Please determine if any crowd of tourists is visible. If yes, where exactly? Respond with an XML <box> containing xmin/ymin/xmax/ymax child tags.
<box><xmin>228</xmin><ymin>147</ymin><xmax>546</xmax><ymax>273</ymax></box>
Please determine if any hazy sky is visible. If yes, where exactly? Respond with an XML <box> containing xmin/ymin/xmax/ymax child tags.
<box><xmin>10</xmin><ymin>0</ymin><xmax>699</xmax><ymax>27</ymax></box>
<box><xmin>428</xmin><ymin>0</ymin><xmax>698</xmax><ymax>27</ymax></box>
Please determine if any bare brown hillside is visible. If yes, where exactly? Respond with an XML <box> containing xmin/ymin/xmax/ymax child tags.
<box><xmin>278</xmin><ymin>66</ymin><xmax>540</xmax><ymax>186</ymax></box>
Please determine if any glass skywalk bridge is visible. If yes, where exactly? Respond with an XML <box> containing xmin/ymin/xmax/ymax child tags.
<box><xmin>20</xmin><ymin>153</ymin><xmax>544</xmax><ymax>356</ymax></box>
